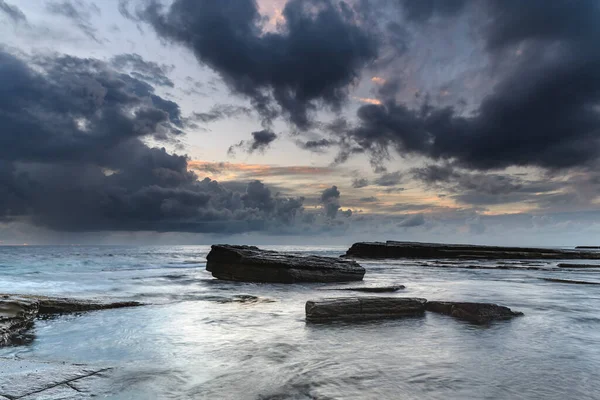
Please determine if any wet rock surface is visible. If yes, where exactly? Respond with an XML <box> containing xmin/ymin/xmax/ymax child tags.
<box><xmin>206</xmin><ymin>245</ymin><xmax>365</xmax><ymax>283</ymax></box>
<box><xmin>0</xmin><ymin>358</ymin><xmax>112</xmax><ymax>399</ymax></box>
<box><xmin>345</xmin><ymin>241</ymin><xmax>600</xmax><ymax>260</ymax></box>
<box><xmin>425</xmin><ymin>301</ymin><xmax>524</xmax><ymax>323</ymax></box>
<box><xmin>305</xmin><ymin>297</ymin><xmax>427</xmax><ymax>322</ymax></box>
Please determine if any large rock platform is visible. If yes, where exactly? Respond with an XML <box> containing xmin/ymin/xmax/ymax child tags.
<box><xmin>206</xmin><ymin>245</ymin><xmax>365</xmax><ymax>283</ymax></box>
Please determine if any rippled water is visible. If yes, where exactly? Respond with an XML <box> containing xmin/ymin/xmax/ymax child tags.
<box><xmin>1</xmin><ymin>245</ymin><xmax>600</xmax><ymax>399</ymax></box>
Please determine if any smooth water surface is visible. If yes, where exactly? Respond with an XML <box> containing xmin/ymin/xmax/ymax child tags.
<box><xmin>1</xmin><ymin>245</ymin><xmax>600</xmax><ymax>399</ymax></box>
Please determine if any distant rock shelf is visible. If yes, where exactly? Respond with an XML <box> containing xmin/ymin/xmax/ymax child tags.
<box><xmin>206</xmin><ymin>245</ymin><xmax>365</xmax><ymax>283</ymax></box>
<box><xmin>344</xmin><ymin>241</ymin><xmax>600</xmax><ymax>260</ymax></box>
<box><xmin>1</xmin><ymin>294</ymin><xmax>142</xmax><ymax>347</ymax></box>
<box><xmin>541</xmin><ymin>278</ymin><xmax>600</xmax><ymax>285</ymax></box>
<box><xmin>575</xmin><ymin>246</ymin><xmax>600</xmax><ymax>249</ymax></box>
<box><xmin>305</xmin><ymin>297</ymin><xmax>523</xmax><ymax>324</ymax></box>
<box><xmin>557</xmin><ymin>263</ymin><xmax>600</xmax><ymax>268</ymax></box>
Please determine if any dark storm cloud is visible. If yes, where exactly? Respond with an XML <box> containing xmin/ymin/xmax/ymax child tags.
<box><xmin>135</xmin><ymin>0</ymin><xmax>377</xmax><ymax>129</ymax></box>
<box><xmin>111</xmin><ymin>53</ymin><xmax>175</xmax><ymax>88</ymax></box>
<box><xmin>0</xmin><ymin>0</ymin><xmax>26</xmax><ymax>22</ymax></box>
<box><xmin>0</xmin><ymin>50</ymin><xmax>306</xmax><ymax>233</ymax></box>
<box><xmin>398</xmin><ymin>0</ymin><xmax>467</xmax><ymax>22</ymax></box>
<box><xmin>373</xmin><ymin>171</ymin><xmax>403</xmax><ymax>186</ymax></box>
<box><xmin>192</xmin><ymin>104</ymin><xmax>252</xmax><ymax>123</ymax></box>
<box><xmin>321</xmin><ymin>185</ymin><xmax>341</xmax><ymax>219</ymax></box>
<box><xmin>351</xmin><ymin>177</ymin><xmax>369</xmax><ymax>188</ymax></box>
<box><xmin>327</xmin><ymin>0</ymin><xmax>600</xmax><ymax>172</ymax></box>
<box><xmin>228</xmin><ymin>130</ymin><xmax>278</xmax><ymax>156</ymax></box>
<box><xmin>298</xmin><ymin>138</ymin><xmax>334</xmax><ymax>152</ymax></box>
<box><xmin>45</xmin><ymin>0</ymin><xmax>102</xmax><ymax>42</ymax></box>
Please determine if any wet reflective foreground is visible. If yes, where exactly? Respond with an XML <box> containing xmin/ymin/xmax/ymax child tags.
<box><xmin>1</xmin><ymin>245</ymin><xmax>600</xmax><ymax>399</ymax></box>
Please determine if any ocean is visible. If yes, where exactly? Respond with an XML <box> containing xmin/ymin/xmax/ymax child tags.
<box><xmin>1</xmin><ymin>245</ymin><xmax>600</xmax><ymax>399</ymax></box>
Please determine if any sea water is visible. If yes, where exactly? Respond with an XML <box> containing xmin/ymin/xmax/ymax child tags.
<box><xmin>1</xmin><ymin>245</ymin><xmax>600</xmax><ymax>399</ymax></box>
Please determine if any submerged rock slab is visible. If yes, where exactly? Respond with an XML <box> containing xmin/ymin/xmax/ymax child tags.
<box><xmin>344</xmin><ymin>241</ymin><xmax>600</xmax><ymax>260</ymax></box>
<box><xmin>305</xmin><ymin>297</ymin><xmax>427</xmax><ymax>322</ymax></box>
<box><xmin>0</xmin><ymin>297</ymin><xmax>38</xmax><ymax>346</ymax></box>
<box><xmin>426</xmin><ymin>301</ymin><xmax>523</xmax><ymax>323</ymax></box>
<box><xmin>206</xmin><ymin>245</ymin><xmax>365</xmax><ymax>283</ymax></box>
<box><xmin>0</xmin><ymin>358</ymin><xmax>111</xmax><ymax>399</ymax></box>
<box><xmin>323</xmin><ymin>285</ymin><xmax>406</xmax><ymax>293</ymax></box>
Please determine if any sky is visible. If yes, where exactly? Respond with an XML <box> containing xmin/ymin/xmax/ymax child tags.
<box><xmin>2</xmin><ymin>0</ymin><xmax>600</xmax><ymax>246</ymax></box>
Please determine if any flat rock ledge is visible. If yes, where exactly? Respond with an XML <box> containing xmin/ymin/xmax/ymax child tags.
<box><xmin>306</xmin><ymin>297</ymin><xmax>427</xmax><ymax>322</ymax></box>
<box><xmin>344</xmin><ymin>241</ymin><xmax>600</xmax><ymax>260</ymax></box>
<box><xmin>306</xmin><ymin>297</ymin><xmax>523</xmax><ymax>324</ymax></box>
<box><xmin>1</xmin><ymin>295</ymin><xmax>142</xmax><ymax>347</ymax></box>
<box><xmin>206</xmin><ymin>245</ymin><xmax>365</xmax><ymax>283</ymax></box>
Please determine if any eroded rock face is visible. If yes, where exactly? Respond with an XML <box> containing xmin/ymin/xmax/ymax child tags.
<box><xmin>0</xmin><ymin>297</ymin><xmax>39</xmax><ymax>346</ymax></box>
<box><xmin>305</xmin><ymin>297</ymin><xmax>427</xmax><ymax>322</ymax></box>
<box><xmin>344</xmin><ymin>241</ymin><xmax>600</xmax><ymax>260</ymax></box>
<box><xmin>426</xmin><ymin>301</ymin><xmax>523</xmax><ymax>324</ymax></box>
<box><xmin>206</xmin><ymin>245</ymin><xmax>365</xmax><ymax>283</ymax></box>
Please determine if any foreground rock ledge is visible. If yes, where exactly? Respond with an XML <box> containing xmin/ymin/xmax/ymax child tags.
<box><xmin>425</xmin><ymin>301</ymin><xmax>524</xmax><ymax>324</ymax></box>
<box><xmin>344</xmin><ymin>241</ymin><xmax>600</xmax><ymax>260</ymax></box>
<box><xmin>206</xmin><ymin>245</ymin><xmax>365</xmax><ymax>283</ymax></box>
<box><xmin>1</xmin><ymin>295</ymin><xmax>142</xmax><ymax>346</ymax></box>
<box><xmin>305</xmin><ymin>297</ymin><xmax>427</xmax><ymax>322</ymax></box>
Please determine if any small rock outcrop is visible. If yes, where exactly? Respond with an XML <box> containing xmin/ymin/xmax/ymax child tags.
<box><xmin>557</xmin><ymin>263</ymin><xmax>600</xmax><ymax>269</ymax></box>
<box><xmin>305</xmin><ymin>297</ymin><xmax>427</xmax><ymax>322</ymax></box>
<box><xmin>425</xmin><ymin>301</ymin><xmax>523</xmax><ymax>323</ymax></box>
<box><xmin>344</xmin><ymin>241</ymin><xmax>600</xmax><ymax>260</ymax></box>
<box><xmin>323</xmin><ymin>285</ymin><xmax>406</xmax><ymax>293</ymax></box>
<box><xmin>206</xmin><ymin>245</ymin><xmax>365</xmax><ymax>283</ymax></box>
<box><xmin>0</xmin><ymin>295</ymin><xmax>142</xmax><ymax>347</ymax></box>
